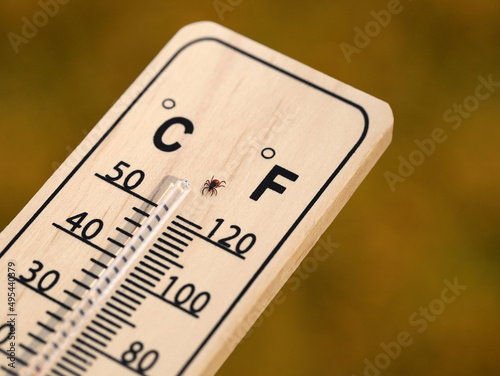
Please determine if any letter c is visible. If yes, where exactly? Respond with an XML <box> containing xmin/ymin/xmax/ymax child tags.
<box><xmin>153</xmin><ymin>117</ymin><xmax>194</xmax><ymax>152</ymax></box>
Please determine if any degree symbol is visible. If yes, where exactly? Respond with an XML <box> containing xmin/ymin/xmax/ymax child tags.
<box><xmin>261</xmin><ymin>148</ymin><xmax>276</xmax><ymax>159</ymax></box>
<box><xmin>162</xmin><ymin>98</ymin><xmax>176</xmax><ymax>109</ymax></box>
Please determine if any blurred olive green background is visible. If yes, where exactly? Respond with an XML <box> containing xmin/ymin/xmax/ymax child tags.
<box><xmin>1</xmin><ymin>0</ymin><xmax>499</xmax><ymax>375</ymax></box>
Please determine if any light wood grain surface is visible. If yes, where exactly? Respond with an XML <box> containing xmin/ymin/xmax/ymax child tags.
<box><xmin>0</xmin><ymin>21</ymin><xmax>392</xmax><ymax>376</ymax></box>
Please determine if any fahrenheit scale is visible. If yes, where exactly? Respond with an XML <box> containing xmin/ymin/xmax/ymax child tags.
<box><xmin>0</xmin><ymin>22</ymin><xmax>393</xmax><ymax>376</ymax></box>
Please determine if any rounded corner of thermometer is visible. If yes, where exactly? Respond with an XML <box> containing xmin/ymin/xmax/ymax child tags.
<box><xmin>168</xmin><ymin>36</ymin><xmax>370</xmax><ymax>146</ymax></box>
<box><xmin>165</xmin><ymin>34</ymin><xmax>371</xmax><ymax>182</ymax></box>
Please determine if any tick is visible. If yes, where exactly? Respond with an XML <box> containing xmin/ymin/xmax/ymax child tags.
<box><xmin>202</xmin><ymin>176</ymin><xmax>226</xmax><ymax>196</ymax></box>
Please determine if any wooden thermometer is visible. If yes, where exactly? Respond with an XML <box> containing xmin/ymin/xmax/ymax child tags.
<box><xmin>0</xmin><ymin>22</ymin><xmax>393</xmax><ymax>376</ymax></box>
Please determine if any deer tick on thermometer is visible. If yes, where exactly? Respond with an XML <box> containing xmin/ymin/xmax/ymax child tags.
<box><xmin>202</xmin><ymin>176</ymin><xmax>226</xmax><ymax>196</ymax></box>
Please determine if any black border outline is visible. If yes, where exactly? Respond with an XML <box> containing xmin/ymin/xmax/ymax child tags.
<box><xmin>0</xmin><ymin>37</ymin><xmax>369</xmax><ymax>374</ymax></box>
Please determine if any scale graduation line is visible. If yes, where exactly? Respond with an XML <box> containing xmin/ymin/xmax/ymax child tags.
<box><xmin>52</xmin><ymin>223</ymin><xmax>116</xmax><ymax>258</ymax></box>
<box><xmin>94</xmin><ymin>173</ymin><xmax>158</xmax><ymax>208</ymax></box>
<box><xmin>171</xmin><ymin>221</ymin><xmax>245</xmax><ymax>260</ymax></box>
<box><xmin>124</xmin><ymin>278</ymin><xmax>199</xmax><ymax>319</ymax></box>
<box><xmin>15</xmin><ymin>278</ymin><xmax>73</xmax><ymax>311</ymax></box>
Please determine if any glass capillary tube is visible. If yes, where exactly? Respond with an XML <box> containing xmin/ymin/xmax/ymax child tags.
<box><xmin>25</xmin><ymin>178</ymin><xmax>191</xmax><ymax>376</ymax></box>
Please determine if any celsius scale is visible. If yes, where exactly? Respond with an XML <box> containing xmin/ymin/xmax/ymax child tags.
<box><xmin>0</xmin><ymin>22</ymin><xmax>393</xmax><ymax>376</ymax></box>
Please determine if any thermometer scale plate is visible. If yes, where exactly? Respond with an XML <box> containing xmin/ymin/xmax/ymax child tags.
<box><xmin>0</xmin><ymin>22</ymin><xmax>393</xmax><ymax>376</ymax></box>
